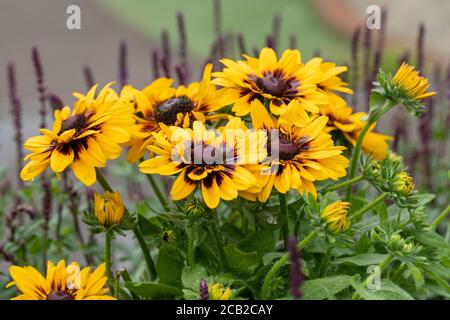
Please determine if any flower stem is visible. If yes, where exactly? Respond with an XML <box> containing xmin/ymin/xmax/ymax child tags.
<box><xmin>346</xmin><ymin>122</ymin><xmax>374</xmax><ymax>199</ymax></box>
<box><xmin>210</xmin><ymin>211</ymin><xmax>229</xmax><ymax>271</ymax></box>
<box><xmin>351</xmin><ymin>192</ymin><xmax>389</xmax><ymax>221</ymax></box>
<box><xmin>323</xmin><ymin>175</ymin><xmax>364</xmax><ymax>194</ymax></box>
<box><xmin>260</xmin><ymin>230</ymin><xmax>319</xmax><ymax>299</ymax></box>
<box><xmin>96</xmin><ymin>168</ymin><xmax>113</xmax><ymax>192</ymax></box>
<box><xmin>95</xmin><ymin>169</ymin><xmax>157</xmax><ymax>280</ymax></box>
<box><xmin>346</xmin><ymin>100</ymin><xmax>394</xmax><ymax>200</ymax></box>
<box><xmin>133</xmin><ymin>226</ymin><xmax>157</xmax><ymax>280</ymax></box>
<box><xmin>187</xmin><ymin>222</ymin><xmax>196</xmax><ymax>266</ymax></box>
<box><xmin>431</xmin><ymin>205</ymin><xmax>450</xmax><ymax>229</ymax></box>
<box><xmin>278</xmin><ymin>192</ymin><xmax>289</xmax><ymax>248</ymax></box>
<box><xmin>113</xmin><ymin>271</ymin><xmax>120</xmax><ymax>298</ymax></box>
<box><xmin>145</xmin><ymin>174</ymin><xmax>169</xmax><ymax>210</ymax></box>
<box><xmin>105</xmin><ymin>231</ymin><xmax>112</xmax><ymax>279</ymax></box>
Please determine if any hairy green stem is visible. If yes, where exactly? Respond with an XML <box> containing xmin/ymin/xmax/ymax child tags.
<box><xmin>278</xmin><ymin>192</ymin><xmax>289</xmax><ymax>248</ymax></box>
<box><xmin>113</xmin><ymin>271</ymin><xmax>120</xmax><ymax>298</ymax></box>
<box><xmin>260</xmin><ymin>230</ymin><xmax>319</xmax><ymax>299</ymax></box>
<box><xmin>346</xmin><ymin>122</ymin><xmax>374</xmax><ymax>199</ymax></box>
<box><xmin>346</xmin><ymin>100</ymin><xmax>395</xmax><ymax>200</ymax></box>
<box><xmin>105</xmin><ymin>231</ymin><xmax>112</xmax><ymax>279</ymax></box>
<box><xmin>431</xmin><ymin>205</ymin><xmax>450</xmax><ymax>229</ymax></box>
<box><xmin>133</xmin><ymin>227</ymin><xmax>157</xmax><ymax>280</ymax></box>
<box><xmin>145</xmin><ymin>174</ymin><xmax>169</xmax><ymax>210</ymax></box>
<box><xmin>210</xmin><ymin>211</ymin><xmax>229</xmax><ymax>271</ymax></box>
<box><xmin>96</xmin><ymin>169</ymin><xmax>157</xmax><ymax>280</ymax></box>
<box><xmin>96</xmin><ymin>168</ymin><xmax>114</xmax><ymax>192</ymax></box>
<box><xmin>187</xmin><ymin>222</ymin><xmax>196</xmax><ymax>266</ymax></box>
<box><xmin>351</xmin><ymin>192</ymin><xmax>389</xmax><ymax>221</ymax></box>
<box><xmin>323</xmin><ymin>175</ymin><xmax>364</xmax><ymax>194</ymax></box>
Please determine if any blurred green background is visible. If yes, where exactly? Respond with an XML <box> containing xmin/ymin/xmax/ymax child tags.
<box><xmin>95</xmin><ymin>0</ymin><xmax>349</xmax><ymax>61</ymax></box>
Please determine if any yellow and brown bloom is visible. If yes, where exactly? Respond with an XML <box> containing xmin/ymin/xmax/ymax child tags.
<box><xmin>125</xmin><ymin>64</ymin><xmax>225</xmax><ymax>163</ymax></box>
<box><xmin>6</xmin><ymin>260</ymin><xmax>115</xmax><ymax>300</ymax></box>
<box><xmin>94</xmin><ymin>191</ymin><xmax>125</xmax><ymax>227</ymax></box>
<box><xmin>20</xmin><ymin>83</ymin><xmax>135</xmax><ymax>186</ymax></box>
<box><xmin>138</xmin><ymin>119</ymin><xmax>265</xmax><ymax>209</ymax></box>
<box><xmin>212</xmin><ymin>47</ymin><xmax>328</xmax><ymax>116</ymax></box>
<box><xmin>315</xmin><ymin>59</ymin><xmax>353</xmax><ymax>97</ymax></box>
<box><xmin>320</xmin><ymin>201</ymin><xmax>351</xmax><ymax>233</ymax></box>
<box><xmin>248</xmin><ymin>99</ymin><xmax>349</xmax><ymax>201</ymax></box>
<box><xmin>319</xmin><ymin>96</ymin><xmax>391</xmax><ymax>160</ymax></box>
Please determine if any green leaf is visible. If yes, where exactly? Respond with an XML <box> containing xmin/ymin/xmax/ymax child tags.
<box><xmin>409</xmin><ymin>193</ymin><xmax>435</xmax><ymax>206</ymax></box>
<box><xmin>137</xmin><ymin>214</ymin><xmax>160</xmax><ymax>236</ymax></box>
<box><xmin>125</xmin><ymin>281</ymin><xmax>181</xmax><ymax>299</ymax></box>
<box><xmin>406</xmin><ymin>262</ymin><xmax>425</xmax><ymax>290</ymax></box>
<box><xmin>333</xmin><ymin>254</ymin><xmax>389</xmax><ymax>266</ymax></box>
<box><xmin>411</xmin><ymin>229</ymin><xmax>450</xmax><ymax>253</ymax></box>
<box><xmin>369</xmin><ymin>91</ymin><xmax>385</xmax><ymax>114</ymax></box>
<box><xmin>224</xmin><ymin>244</ymin><xmax>259</xmax><ymax>276</ymax></box>
<box><xmin>181</xmin><ymin>265</ymin><xmax>208</xmax><ymax>290</ymax></box>
<box><xmin>424</xmin><ymin>266</ymin><xmax>450</xmax><ymax>293</ymax></box>
<box><xmin>303</xmin><ymin>275</ymin><xmax>352</xmax><ymax>300</ymax></box>
<box><xmin>351</xmin><ymin>278</ymin><xmax>414</xmax><ymax>300</ymax></box>
<box><xmin>156</xmin><ymin>244</ymin><xmax>184</xmax><ymax>286</ymax></box>
<box><xmin>262</xmin><ymin>252</ymin><xmax>285</xmax><ymax>265</ymax></box>
<box><xmin>238</xmin><ymin>230</ymin><xmax>275</xmax><ymax>259</ymax></box>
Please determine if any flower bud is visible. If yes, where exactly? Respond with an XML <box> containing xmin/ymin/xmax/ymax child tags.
<box><xmin>209</xmin><ymin>283</ymin><xmax>233</xmax><ymax>300</ymax></box>
<box><xmin>393</xmin><ymin>172</ymin><xmax>415</xmax><ymax>196</ymax></box>
<box><xmin>320</xmin><ymin>201</ymin><xmax>351</xmax><ymax>233</ymax></box>
<box><xmin>365</xmin><ymin>159</ymin><xmax>382</xmax><ymax>179</ymax></box>
<box><xmin>94</xmin><ymin>191</ymin><xmax>125</xmax><ymax>227</ymax></box>
<box><xmin>160</xmin><ymin>228</ymin><xmax>176</xmax><ymax>243</ymax></box>
<box><xmin>387</xmin><ymin>234</ymin><xmax>406</xmax><ymax>251</ymax></box>
<box><xmin>184</xmin><ymin>197</ymin><xmax>207</xmax><ymax>220</ymax></box>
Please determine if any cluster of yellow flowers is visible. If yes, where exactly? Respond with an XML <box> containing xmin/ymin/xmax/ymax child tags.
<box><xmin>20</xmin><ymin>48</ymin><xmax>391</xmax><ymax>209</ymax></box>
<box><xmin>9</xmin><ymin>47</ymin><xmax>436</xmax><ymax>301</ymax></box>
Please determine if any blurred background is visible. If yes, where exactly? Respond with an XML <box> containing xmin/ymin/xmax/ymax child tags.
<box><xmin>0</xmin><ymin>0</ymin><xmax>448</xmax><ymax>184</ymax></box>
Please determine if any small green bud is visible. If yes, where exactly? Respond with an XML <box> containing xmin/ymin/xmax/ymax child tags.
<box><xmin>160</xmin><ymin>228</ymin><xmax>176</xmax><ymax>243</ymax></box>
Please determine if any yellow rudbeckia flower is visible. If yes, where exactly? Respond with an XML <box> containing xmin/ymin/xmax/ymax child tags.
<box><xmin>212</xmin><ymin>47</ymin><xmax>328</xmax><ymax>116</ymax></box>
<box><xmin>247</xmin><ymin>99</ymin><xmax>349</xmax><ymax>201</ymax></box>
<box><xmin>320</xmin><ymin>96</ymin><xmax>391</xmax><ymax>160</ymax></box>
<box><xmin>6</xmin><ymin>260</ymin><xmax>115</xmax><ymax>300</ymax></box>
<box><xmin>20</xmin><ymin>83</ymin><xmax>135</xmax><ymax>186</ymax></box>
<box><xmin>392</xmin><ymin>63</ymin><xmax>435</xmax><ymax>101</ymax></box>
<box><xmin>124</xmin><ymin>64</ymin><xmax>225</xmax><ymax>163</ymax></box>
<box><xmin>139</xmin><ymin>119</ymin><xmax>266</xmax><ymax>209</ymax></box>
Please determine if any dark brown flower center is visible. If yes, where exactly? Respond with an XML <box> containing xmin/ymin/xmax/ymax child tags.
<box><xmin>185</xmin><ymin>141</ymin><xmax>234</xmax><ymax>165</ymax></box>
<box><xmin>60</xmin><ymin>114</ymin><xmax>87</xmax><ymax>133</ymax></box>
<box><xmin>268</xmin><ymin>133</ymin><xmax>310</xmax><ymax>161</ymax></box>
<box><xmin>154</xmin><ymin>96</ymin><xmax>195</xmax><ymax>125</ymax></box>
<box><xmin>256</xmin><ymin>74</ymin><xmax>288</xmax><ymax>97</ymax></box>
<box><xmin>278</xmin><ymin>136</ymin><xmax>299</xmax><ymax>160</ymax></box>
<box><xmin>46</xmin><ymin>290</ymin><xmax>75</xmax><ymax>300</ymax></box>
